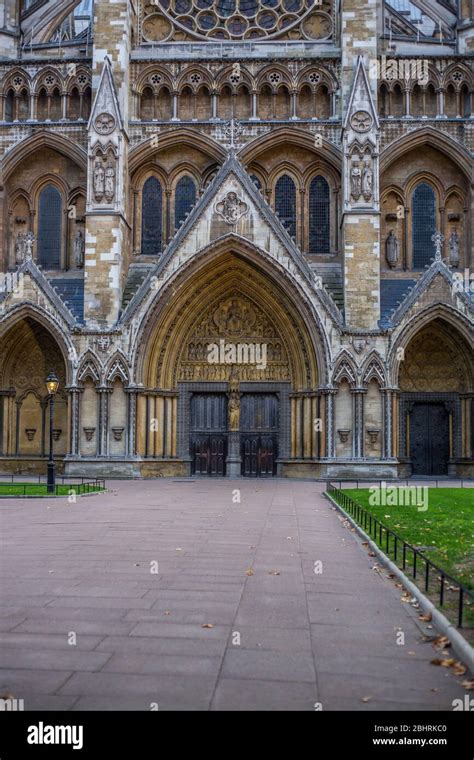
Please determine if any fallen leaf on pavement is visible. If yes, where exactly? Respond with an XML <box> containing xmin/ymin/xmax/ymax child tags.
<box><xmin>433</xmin><ymin>635</ymin><xmax>451</xmax><ymax>650</ymax></box>
<box><xmin>419</xmin><ymin>613</ymin><xmax>432</xmax><ymax>622</ymax></box>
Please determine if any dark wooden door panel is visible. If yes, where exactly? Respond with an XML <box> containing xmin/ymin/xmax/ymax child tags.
<box><xmin>190</xmin><ymin>394</ymin><xmax>227</xmax><ymax>431</ymax></box>
<box><xmin>191</xmin><ymin>435</ymin><xmax>226</xmax><ymax>476</ymax></box>
<box><xmin>241</xmin><ymin>394</ymin><xmax>278</xmax><ymax>430</ymax></box>
<box><xmin>242</xmin><ymin>436</ymin><xmax>258</xmax><ymax>477</ymax></box>
<box><xmin>241</xmin><ymin>434</ymin><xmax>277</xmax><ymax>477</ymax></box>
<box><xmin>430</xmin><ymin>404</ymin><xmax>449</xmax><ymax>475</ymax></box>
<box><xmin>411</xmin><ymin>403</ymin><xmax>449</xmax><ymax>476</ymax></box>
<box><xmin>260</xmin><ymin>435</ymin><xmax>276</xmax><ymax>476</ymax></box>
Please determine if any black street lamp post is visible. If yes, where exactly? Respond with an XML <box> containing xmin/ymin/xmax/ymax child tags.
<box><xmin>46</xmin><ymin>371</ymin><xmax>60</xmax><ymax>494</ymax></box>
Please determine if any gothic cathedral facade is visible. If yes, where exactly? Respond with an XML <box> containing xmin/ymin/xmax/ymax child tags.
<box><xmin>0</xmin><ymin>0</ymin><xmax>473</xmax><ymax>479</ymax></box>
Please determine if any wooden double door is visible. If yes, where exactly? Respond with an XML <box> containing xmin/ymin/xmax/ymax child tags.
<box><xmin>190</xmin><ymin>392</ymin><xmax>279</xmax><ymax>477</ymax></box>
<box><xmin>240</xmin><ymin>393</ymin><xmax>278</xmax><ymax>478</ymax></box>
<box><xmin>410</xmin><ymin>403</ymin><xmax>450</xmax><ymax>476</ymax></box>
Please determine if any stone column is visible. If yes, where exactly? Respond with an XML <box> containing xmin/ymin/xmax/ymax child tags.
<box><xmin>67</xmin><ymin>386</ymin><xmax>82</xmax><ymax>456</ymax></box>
<box><xmin>97</xmin><ymin>386</ymin><xmax>112</xmax><ymax>456</ymax></box>
<box><xmin>171</xmin><ymin>92</ymin><xmax>179</xmax><ymax>121</ymax></box>
<box><xmin>290</xmin><ymin>91</ymin><xmax>298</xmax><ymax>120</ymax></box>
<box><xmin>13</xmin><ymin>93</ymin><xmax>19</xmax><ymax>122</ymax></box>
<box><xmin>381</xmin><ymin>388</ymin><xmax>393</xmax><ymax>459</ymax></box>
<box><xmin>126</xmin><ymin>387</ymin><xmax>138</xmax><ymax>457</ymax></box>
<box><xmin>29</xmin><ymin>93</ymin><xmax>37</xmax><ymax>121</ymax></box>
<box><xmin>460</xmin><ymin>393</ymin><xmax>473</xmax><ymax>459</ymax></box>
<box><xmin>0</xmin><ymin>388</ymin><xmax>15</xmax><ymax>456</ymax></box>
<box><xmin>351</xmin><ymin>388</ymin><xmax>366</xmax><ymax>458</ymax></box>
<box><xmin>250</xmin><ymin>91</ymin><xmax>258</xmax><ymax>120</ymax></box>
<box><xmin>404</xmin><ymin>86</ymin><xmax>411</xmax><ymax>117</ymax></box>
<box><xmin>323</xmin><ymin>389</ymin><xmax>336</xmax><ymax>459</ymax></box>
<box><xmin>438</xmin><ymin>88</ymin><xmax>445</xmax><ymax>117</ymax></box>
<box><xmin>15</xmin><ymin>399</ymin><xmax>21</xmax><ymax>456</ymax></box>
<box><xmin>226</xmin><ymin>431</ymin><xmax>241</xmax><ymax>477</ymax></box>
<box><xmin>211</xmin><ymin>92</ymin><xmax>218</xmax><ymax>120</ymax></box>
<box><xmin>61</xmin><ymin>91</ymin><xmax>68</xmax><ymax>120</ymax></box>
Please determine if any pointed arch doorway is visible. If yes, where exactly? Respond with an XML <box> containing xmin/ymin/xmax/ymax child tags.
<box><xmin>135</xmin><ymin>246</ymin><xmax>323</xmax><ymax>477</ymax></box>
<box><xmin>397</xmin><ymin>318</ymin><xmax>473</xmax><ymax>477</ymax></box>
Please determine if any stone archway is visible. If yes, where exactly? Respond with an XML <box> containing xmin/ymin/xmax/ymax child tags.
<box><xmin>396</xmin><ymin>318</ymin><xmax>473</xmax><ymax>476</ymax></box>
<box><xmin>0</xmin><ymin>317</ymin><xmax>69</xmax><ymax>473</ymax></box>
<box><xmin>134</xmin><ymin>250</ymin><xmax>325</xmax><ymax>477</ymax></box>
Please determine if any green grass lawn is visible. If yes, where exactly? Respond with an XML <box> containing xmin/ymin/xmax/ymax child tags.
<box><xmin>343</xmin><ymin>488</ymin><xmax>474</xmax><ymax>589</ymax></box>
<box><xmin>0</xmin><ymin>483</ymin><xmax>105</xmax><ymax>497</ymax></box>
<box><xmin>331</xmin><ymin>487</ymin><xmax>474</xmax><ymax>633</ymax></box>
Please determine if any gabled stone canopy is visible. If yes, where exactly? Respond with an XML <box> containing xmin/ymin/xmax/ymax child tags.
<box><xmin>1</xmin><ymin>257</ymin><xmax>77</xmax><ymax>332</ymax></box>
<box><xmin>87</xmin><ymin>56</ymin><xmax>124</xmax><ymax>135</ymax></box>
<box><xmin>121</xmin><ymin>152</ymin><xmax>343</xmax><ymax>329</ymax></box>
<box><xmin>388</xmin><ymin>257</ymin><xmax>474</xmax><ymax>328</ymax></box>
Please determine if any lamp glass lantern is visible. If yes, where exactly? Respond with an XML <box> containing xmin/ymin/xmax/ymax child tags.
<box><xmin>46</xmin><ymin>371</ymin><xmax>60</xmax><ymax>396</ymax></box>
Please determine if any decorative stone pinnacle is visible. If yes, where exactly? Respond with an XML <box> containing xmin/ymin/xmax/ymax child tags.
<box><xmin>223</xmin><ymin>119</ymin><xmax>242</xmax><ymax>152</ymax></box>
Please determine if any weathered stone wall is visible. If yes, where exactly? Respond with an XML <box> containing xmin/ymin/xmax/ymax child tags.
<box><xmin>84</xmin><ymin>217</ymin><xmax>128</xmax><ymax>327</ymax></box>
<box><xmin>343</xmin><ymin>216</ymin><xmax>381</xmax><ymax>330</ymax></box>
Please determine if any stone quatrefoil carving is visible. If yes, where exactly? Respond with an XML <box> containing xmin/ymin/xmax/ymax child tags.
<box><xmin>215</xmin><ymin>192</ymin><xmax>248</xmax><ymax>225</ymax></box>
<box><xmin>94</xmin><ymin>112</ymin><xmax>116</xmax><ymax>135</ymax></box>
<box><xmin>350</xmin><ymin>110</ymin><xmax>373</xmax><ymax>133</ymax></box>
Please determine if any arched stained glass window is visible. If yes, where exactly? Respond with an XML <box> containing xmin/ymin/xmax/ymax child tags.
<box><xmin>37</xmin><ymin>185</ymin><xmax>62</xmax><ymax>269</ymax></box>
<box><xmin>141</xmin><ymin>177</ymin><xmax>162</xmax><ymax>255</ymax></box>
<box><xmin>412</xmin><ymin>183</ymin><xmax>436</xmax><ymax>269</ymax></box>
<box><xmin>174</xmin><ymin>175</ymin><xmax>196</xmax><ymax>230</ymax></box>
<box><xmin>275</xmin><ymin>174</ymin><xmax>296</xmax><ymax>239</ymax></box>
<box><xmin>309</xmin><ymin>175</ymin><xmax>330</xmax><ymax>254</ymax></box>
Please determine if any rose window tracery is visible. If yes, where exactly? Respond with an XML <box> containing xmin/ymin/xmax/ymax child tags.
<box><xmin>141</xmin><ymin>0</ymin><xmax>333</xmax><ymax>42</ymax></box>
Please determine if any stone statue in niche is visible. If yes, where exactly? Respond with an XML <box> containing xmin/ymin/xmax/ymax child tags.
<box><xmin>350</xmin><ymin>161</ymin><xmax>362</xmax><ymax>200</ymax></box>
<box><xmin>448</xmin><ymin>229</ymin><xmax>460</xmax><ymax>268</ymax></box>
<box><xmin>385</xmin><ymin>230</ymin><xmax>399</xmax><ymax>268</ymax></box>
<box><xmin>15</xmin><ymin>232</ymin><xmax>26</xmax><ymax>265</ymax></box>
<box><xmin>362</xmin><ymin>160</ymin><xmax>373</xmax><ymax>202</ymax></box>
<box><xmin>93</xmin><ymin>161</ymin><xmax>105</xmax><ymax>201</ymax></box>
<box><xmin>105</xmin><ymin>162</ymin><xmax>116</xmax><ymax>203</ymax></box>
<box><xmin>228</xmin><ymin>393</ymin><xmax>240</xmax><ymax>431</ymax></box>
<box><xmin>74</xmin><ymin>229</ymin><xmax>85</xmax><ymax>268</ymax></box>
<box><xmin>24</xmin><ymin>231</ymin><xmax>35</xmax><ymax>261</ymax></box>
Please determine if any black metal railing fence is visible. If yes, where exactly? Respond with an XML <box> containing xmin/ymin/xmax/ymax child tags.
<box><xmin>326</xmin><ymin>482</ymin><xmax>473</xmax><ymax>629</ymax></box>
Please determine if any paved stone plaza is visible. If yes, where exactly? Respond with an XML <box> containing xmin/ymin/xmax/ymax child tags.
<box><xmin>0</xmin><ymin>480</ymin><xmax>469</xmax><ymax>711</ymax></box>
